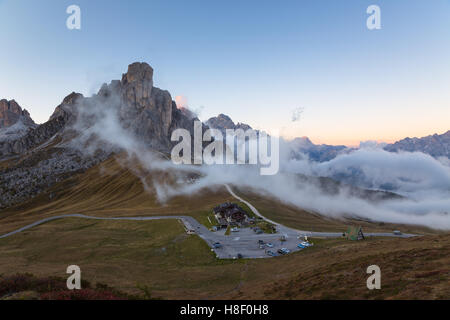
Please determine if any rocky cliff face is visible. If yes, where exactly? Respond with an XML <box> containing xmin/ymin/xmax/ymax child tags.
<box><xmin>119</xmin><ymin>62</ymin><xmax>176</xmax><ymax>151</ymax></box>
<box><xmin>384</xmin><ymin>131</ymin><xmax>450</xmax><ymax>159</ymax></box>
<box><xmin>0</xmin><ymin>62</ymin><xmax>197</xmax><ymax>158</ymax></box>
<box><xmin>0</xmin><ymin>100</ymin><xmax>37</xmax><ymax>143</ymax></box>
<box><xmin>0</xmin><ymin>91</ymin><xmax>100</xmax><ymax>208</ymax></box>
<box><xmin>0</xmin><ymin>99</ymin><xmax>35</xmax><ymax>128</ymax></box>
<box><xmin>76</xmin><ymin>62</ymin><xmax>198</xmax><ymax>153</ymax></box>
<box><xmin>0</xmin><ymin>96</ymin><xmax>76</xmax><ymax>156</ymax></box>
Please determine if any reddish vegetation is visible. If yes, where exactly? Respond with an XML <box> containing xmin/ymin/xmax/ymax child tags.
<box><xmin>0</xmin><ymin>273</ymin><xmax>128</xmax><ymax>300</ymax></box>
<box><xmin>40</xmin><ymin>289</ymin><xmax>125</xmax><ymax>300</ymax></box>
<box><xmin>0</xmin><ymin>273</ymin><xmax>66</xmax><ymax>296</ymax></box>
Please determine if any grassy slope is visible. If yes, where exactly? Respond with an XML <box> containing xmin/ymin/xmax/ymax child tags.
<box><xmin>0</xmin><ymin>217</ymin><xmax>447</xmax><ymax>299</ymax></box>
<box><xmin>0</xmin><ymin>218</ymin><xmax>245</xmax><ymax>298</ymax></box>
<box><xmin>0</xmin><ymin>155</ymin><xmax>434</xmax><ymax>235</ymax></box>
<box><xmin>0</xmin><ymin>156</ymin><xmax>236</xmax><ymax>234</ymax></box>
<box><xmin>0</xmin><ymin>155</ymin><xmax>448</xmax><ymax>299</ymax></box>
<box><xmin>228</xmin><ymin>235</ymin><xmax>450</xmax><ymax>300</ymax></box>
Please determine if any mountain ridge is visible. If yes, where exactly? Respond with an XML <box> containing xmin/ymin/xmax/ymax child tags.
<box><xmin>384</xmin><ymin>130</ymin><xmax>450</xmax><ymax>158</ymax></box>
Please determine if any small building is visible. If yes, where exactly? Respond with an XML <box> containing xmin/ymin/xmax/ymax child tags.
<box><xmin>217</xmin><ymin>218</ymin><xmax>228</xmax><ymax>229</ymax></box>
<box><xmin>213</xmin><ymin>202</ymin><xmax>249</xmax><ymax>226</ymax></box>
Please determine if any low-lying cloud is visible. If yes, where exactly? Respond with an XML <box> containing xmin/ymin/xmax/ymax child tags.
<box><xmin>281</xmin><ymin>147</ymin><xmax>450</xmax><ymax>228</ymax></box>
<box><xmin>68</xmin><ymin>93</ymin><xmax>450</xmax><ymax>230</ymax></box>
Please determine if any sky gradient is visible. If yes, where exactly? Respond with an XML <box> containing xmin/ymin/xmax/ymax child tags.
<box><xmin>1</xmin><ymin>0</ymin><xmax>449</xmax><ymax>146</ymax></box>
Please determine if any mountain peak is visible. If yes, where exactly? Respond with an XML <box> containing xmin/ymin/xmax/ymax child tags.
<box><xmin>217</xmin><ymin>113</ymin><xmax>232</xmax><ymax>121</ymax></box>
<box><xmin>206</xmin><ymin>114</ymin><xmax>252</xmax><ymax>132</ymax></box>
<box><xmin>0</xmin><ymin>99</ymin><xmax>35</xmax><ymax>128</ymax></box>
<box><xmin>62</xmin><ymin>92</ymin><xmax>83</xmax><ymax>105</ymax></box>
<box><xmin>291</xmin><ymin>136</ymin><xmax>314</xmax><ymax>148</ymax></box>
<box><xmin>122</xmin><ymin>62</ymin><xmax>154</xmax><ymax>85</ymax></box>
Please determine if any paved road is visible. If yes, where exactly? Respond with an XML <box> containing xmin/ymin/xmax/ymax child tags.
<box><xmin>0</xmin><ymin>214</ymin><xmax>195</xmax><ymax>240</ymax></box>
<box><xmin>0</xmin><ymin>186</ymin><xmax>417</xmax><ymax>259</ymax></box>
<box><xmin>0</xmin><ymin>213</ymin><xmax>296</xmax><ymax>259</ymax></box>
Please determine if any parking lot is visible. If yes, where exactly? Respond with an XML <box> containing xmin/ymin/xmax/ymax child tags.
<box><xmin>191</xmin><ymin>219</ymin><xmax>312</xmax><ymax>259</ymax></box>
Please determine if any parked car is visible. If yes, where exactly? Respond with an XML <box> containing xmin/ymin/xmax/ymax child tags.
<box><xmin>266</xmin><ymin>250</ymin><xmax>276</xmax><ymax>256</ymax></box>
<box><xmin>297</xmin><ymin>243</ymin><xmax>306</xmax><ymax>249</ymax></box>
<box><xmin>231</xmin><ymin>227</ymin><xmax>240</xmax><ymax>232</ymax></box>
<box><xmin>259</xmin><ymin>244</ymin><xmax>265</xmax><ymax>249</ymax></box>
<box><xmin>278</xmin><ymin>248</ymin><xmax>290</xmax><ymax>255</ymax></box>
<box><xmin>301</xmin><ymin>241</ymin><xmax>312</xmax><ymax>247</ymax></box>
<box><xmin>258</xmin><ymin>240</ymin><xmax>265</xmax><ymax>245</ymax></box>
<box><xmin>213</xmin><ymin>242</ymin><xmax>222</xmax><ymax>249</ymax></box>
<box><xmin>393</xmin><ymin>230</ymin><xmax>402</xmax><ymax>235</ymax></box>
<box><xmin>265</xmin><ymin>242</ymin><xmax>274</xmax><ymax>248</ymax></box>
<box><xmin>255</xmin><ymin>229</ymin><xmax>263</xmax><ymax>234</ymax></box>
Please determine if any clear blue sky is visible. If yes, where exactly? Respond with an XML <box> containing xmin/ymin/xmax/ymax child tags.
<box><xmin>1</xmin><ymin>0</ymin><xmax>449</xmax><ymax>145</ymax></box>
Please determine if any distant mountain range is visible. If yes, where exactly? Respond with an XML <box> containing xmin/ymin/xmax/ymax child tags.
<box><xmin>204</xmin><ymin>115</ymin><xmax>350</xmax><ymax>162</ymax></box>
<box><xmin>1</xmin><ymin>93</ymin><xmax>449</xmax><ymax>164</ymax></box>
<box><xmin>384</xmin><ymin>131</ymin><xmax>450</xmax><ymax>159</ymax></box>
<box><xmin>289</xmin><ymin>131</ymin><xmax>450</xmax><ymax>162</ymax></box>
<box><xmin>204</xmin><ymin>114</ymin><xmax>450</xmax><ymax>161</ymax></box>
<box><xmin>288</xmin><ymin>137</ymin><xmax>349</xmax><ymax>162</ymax></box>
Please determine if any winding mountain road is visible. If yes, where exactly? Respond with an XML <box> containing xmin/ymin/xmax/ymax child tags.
<box><xmin>0</xmin><ymin>185</ymin><xmax>416</xmax><ymax>259</ymax></box>
<box><xmin>225</xmin><ymin>184</ymin><xmax>416</xmax><ymax>240</ymax></box>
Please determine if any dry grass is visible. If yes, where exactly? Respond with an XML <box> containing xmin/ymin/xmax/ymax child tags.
<box><xmin>226</xmin><ymin>235</ymin><xmax>450</xmax><ymax>300</ymax></box>
<box><xmin>1</xmin><ymin>155</ymin><xmax>438</xmax><ymax>236</ymax></box>
<box><xmin>0</xmin><ymin>218</ymin><xmax>248</xmax><ymax>298</ymax></box>
<box><xmin>0</xmin><ymin>217</ymin><xmax>447</xmax><ymax>299</ymax></box>
<box><xmin>0</xmin><ymin>155</ymin><xmax>448</xmax><ymax>299</ymax></box>
<box><xmin>0</xmin><ymin>156</ymin><xmax>236</xmax><ymax>235</ymax></box>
